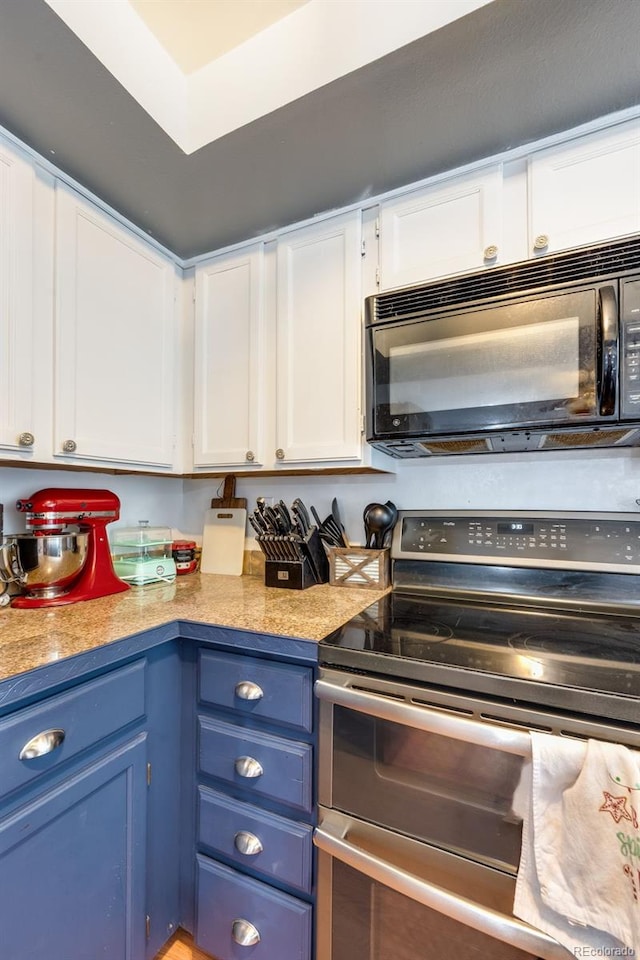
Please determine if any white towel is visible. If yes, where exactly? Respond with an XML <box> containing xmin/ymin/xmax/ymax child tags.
<box><xmin>514</xmin><ymin>731</ymin><xmax>640</xmax><ymax>958</ymax></box>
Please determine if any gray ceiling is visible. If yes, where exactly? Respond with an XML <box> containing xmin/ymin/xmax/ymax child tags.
<box><xmin>0</xmin><ymin>0</ymin><xmax>639</xmax><ymax>261</ymax></box>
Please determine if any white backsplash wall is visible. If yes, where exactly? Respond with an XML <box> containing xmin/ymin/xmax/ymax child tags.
<box><xmin>4</xmin><ymin>446</ymin><xmax>640</xmax><ymax>548</ymax></box>
<box><xmin>184</xmin><ymin>447</ymin><xmax>640</xmax><ymax>548</ymax></box>
<box><xmin>0</xmin><ymin>467</ymin><xmax>184</xmax><ymax>536</ymax></box>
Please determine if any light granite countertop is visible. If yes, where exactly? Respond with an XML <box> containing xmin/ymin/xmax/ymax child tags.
<box><xmin>0</xmin><ymin>573</ymin><xmax>389</xmax><ymax>683</ymax></box>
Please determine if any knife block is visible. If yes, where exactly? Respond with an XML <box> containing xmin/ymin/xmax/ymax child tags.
<box><xmin>265</xmin><ymin>557</ymin><xmax>317</xmax><ymax>590</ymax></box>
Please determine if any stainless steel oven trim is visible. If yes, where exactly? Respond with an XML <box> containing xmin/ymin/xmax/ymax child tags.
<box><xmin>315</xmin><ymin>676</ymin><xmax>533</xmax><ymax>757</ymax></box>
<box><xmin>314</xmin><ymin>807</ymin><xmax>571</xmax><ymax>960</ymax></box>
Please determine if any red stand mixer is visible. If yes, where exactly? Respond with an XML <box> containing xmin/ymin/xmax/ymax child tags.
<box><xmin>4</xmin><ymin>488</ymin><xmax>130</xmax><ymax>608</ymax></box>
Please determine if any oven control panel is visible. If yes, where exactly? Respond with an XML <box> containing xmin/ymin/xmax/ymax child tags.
<box><xmin>398</xmin><ymin>512</ymin><xmax>640</xmax><ymax>571</ymax></box>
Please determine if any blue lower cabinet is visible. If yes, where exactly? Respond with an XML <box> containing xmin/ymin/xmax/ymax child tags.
<box><xmin>196</xmin><ymin>854</ymin><xmax>312</xmax><ymax>960</ymax></box>
<box><xmin>198</xmin><ymin>785</ymin><xmax>313</xmax><ymax>894</ymax></box>
<box><xmin>199</xmin><ymin>650</ymin><xmax>313</xmax><ymax>733</ymax></box>
<box><xmin>199</xmin><ymin>715</ymin><xmax>313</xmax><ymax>813</ymax></box>
<box><xmin>0</xmin><ymin>734</ymin><xmax>147</xmax><ymax>960</ymax></box>
<box><xmin>0</xmin><ymin>658</ymin><xmax>146</xmax><ymax>800</ymax></box>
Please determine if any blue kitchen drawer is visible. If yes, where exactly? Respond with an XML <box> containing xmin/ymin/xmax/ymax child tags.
<box><xmin>198</xmin><ymin>785</ymin><xmax>313</xmax><ymax>894</ymax></box>
<box><xmin>0</xmin><ymin>659</ymin><xmax>146</xmax><ymax>800</ymax></box>
<box><xmin>198</xmin><ymin>649</ymin><xmax>313</xmax><ymax>732</ymax></box>
<box><xmin>196</xmin><ymin>854</ymin><xmax>312</xmax><ymax>960</ymax></box>
<box><xmin>198</xmin><ymin>715</ymin><xmax>313</xmax><ymax>813</ymax></box>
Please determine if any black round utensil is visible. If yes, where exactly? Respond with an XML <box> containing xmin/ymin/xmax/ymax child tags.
<box><xmin>363</xmin><ymin>502</ymin><xmax>396</xmax><ymax>549</ymax></box>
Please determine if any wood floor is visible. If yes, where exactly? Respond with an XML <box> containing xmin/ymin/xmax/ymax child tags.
<box><xmin>154</xmin><ymin>928</ymin><xmax>216</xmax><ymax>960</ymax></box>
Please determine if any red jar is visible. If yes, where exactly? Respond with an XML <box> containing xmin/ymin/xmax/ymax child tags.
<box><xmin>172</xmin><ymin>540</ymin><xmax>198</xmax><ymax>575</ymax></box>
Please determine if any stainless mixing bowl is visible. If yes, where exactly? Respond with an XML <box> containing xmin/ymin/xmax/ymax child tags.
<box><xmin>1</xmin><ymin>533</ymin><xmax>89</xmax><ymax>597</ymax></box>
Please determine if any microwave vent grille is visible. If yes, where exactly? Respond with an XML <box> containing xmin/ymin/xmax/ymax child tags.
<box><xmin>421</xmin><ymin>438</ymin><xmax>491</xmax><ymax>455</ymax></box>
<box><xmin>371</xmin><ymin>234</ymin><xmax>640</xmax><ymax>323</ymax></box>
<box><xmin>542</xmin><ymin>429</ymin><xmax>634</xmax><ymax>448</ymax></box>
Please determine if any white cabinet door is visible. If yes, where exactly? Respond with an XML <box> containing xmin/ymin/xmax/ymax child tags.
<box><xmin>378</xmin><ymin>166</ymin><xmax>504</xmax><ymax>290</ymax></box>
<box><xmin>0</xmin><ymin>140</ymin><xmax>36</xmax><ymax>456</ymax></box>
<box><xmin>529</xmin><ymin>118</ymin><xmax>640</xmax><ymax>255</ymax></box>
<box><xmin>193</xmin><ymin>244</ymin><xmax>266</xmax><ymax>467</ymax></box>
<box><xmin>54</xmin><ymin>183</ymin><xmax>177</xmax><ymax>468</ymax></box>
<box><xmin>276</xmin><ymin>211</ymin><xmax>362</xmax><ymax>463</ymax></box>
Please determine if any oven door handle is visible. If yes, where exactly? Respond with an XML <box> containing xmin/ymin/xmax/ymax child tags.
<box><xmin>314</xmin><ymin>811</ymin><xmax>570</xmax><ymax>960</ymax></box>
<box><xmin>315</xmin><ymin>678</ymin><xmax>532</xmax><ymax>757</ymax></box>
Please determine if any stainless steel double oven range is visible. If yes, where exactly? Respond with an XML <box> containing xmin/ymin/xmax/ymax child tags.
<box><xmin>315</xmin><ymin>510</ymin><xmax>640</xmax><ymax>960</ymax></box>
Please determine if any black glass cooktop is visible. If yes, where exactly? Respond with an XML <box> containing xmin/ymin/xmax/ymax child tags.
<box><xmin>320</xmin><ymin>592</ymin><xmax>640</xmax><ymax>715</ymax></box>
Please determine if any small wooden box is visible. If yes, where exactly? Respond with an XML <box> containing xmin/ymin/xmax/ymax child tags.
<box><xmin>328</xmin><ymin>547</ymin><xmax>390</xmax><ymax>589</ymax></box>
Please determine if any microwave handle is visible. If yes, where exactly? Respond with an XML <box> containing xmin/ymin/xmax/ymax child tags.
<box><xmin>599</xmin><ymin>285</ymin><xmax>618</xmax><ymax>416</ymax></box>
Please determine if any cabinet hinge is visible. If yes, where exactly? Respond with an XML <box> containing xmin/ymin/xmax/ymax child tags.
<box><xmin>375</xmin><ymin>217</ymin><xmax>380</xmax><ymax>238</ymax></box>
<box><xmin>361</xmin><ymin>239</ymin><xmax>366</xmax><ymax>258</ymax></box>
<box><xmin>375</xmin><ymin>266</ymin><xmax>380</xmax><ymax>286</ymax></box>
<box><xmin>146</xmin><ymin>915</ymin><xmax>151</xmax><ymax>940</ymax></box>
<box><xmin>147</xmin><ymin>762</ymin><xmax>152</xmax><ymax>786</ymax></box>
<box><xmin>360</xmin><ymin>414</ymin><xmax>366</xmax><ymax>435</ymax></box>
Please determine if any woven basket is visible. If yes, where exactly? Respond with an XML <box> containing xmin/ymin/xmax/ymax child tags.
<box><xmin>328</xmin><ymin>547</ymin><xmax>390</xmax><ymax>589</ymax></box>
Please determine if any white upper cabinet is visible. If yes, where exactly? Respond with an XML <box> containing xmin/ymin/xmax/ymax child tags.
<box><xmin>191</xmin><ymin>212</ymin><xmax>372</xmax><ymax>473</ymax></box>
<box><xmin>193</xmin><ymin>244</ymin><xmax>266</xmax><ymax>468</ymax></box>
<box><xmin>0</xmin><ymin>140</ymin><xmax>37</xmax><ymax>457</ymax></box>
<box><xmin>54</xmin><ymin>183</ymin><xmax>178</xmax><ymax>469</ymax></box>
<box><xmin>528</xmin><ymin>118</ymin><xmax>640</xmax><ymax>255</ymax></box>
<box><xmin>275</xmin><ymin>211</ymin><xmax>363</xmax><ymax>464</ymax></box>
<box><xmin>378</xmin><ymin>165</ymin><xmax>504</xmax><ymax>290</ymax></box>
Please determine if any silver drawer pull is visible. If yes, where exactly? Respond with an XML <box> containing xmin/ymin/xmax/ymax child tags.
<box><xmin>235</xmin><ymin>680</ymin><xmax>264</xmax><ymax>701</ymax></box>
<box><xmin>232</xmin><ymin>918</ymin><xmax>261</xmax><ymax>946</ymax></box>
<box><xmin>234</xmin><ymin>831</ymin><xmax>264</xmax><ymax>856</ymax></box>
<box><xmin>235</xmin><ymin>755</ymin><xmax>263</xmax><ymax>779</ymax></box>
<box><xmin>19</xmin><ymin>728</ymin><xmax>66</xmax><ymax>760</ymax></box>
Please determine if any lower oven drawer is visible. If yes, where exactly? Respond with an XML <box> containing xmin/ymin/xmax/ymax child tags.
<box><xmin>314</xmin><ymin>808</ymin><xmax>572</xmax><ymax>960</ymax></box>
<box><xmin>196</xmin><ymin>854</ymin><xmax>312</xmax><ymax>960</ymax></box>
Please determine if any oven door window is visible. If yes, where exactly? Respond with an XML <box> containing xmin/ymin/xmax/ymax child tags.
<box><xmin>332</xmin><ymin>705</ymin><xmax>525</xmax><ymax>871</ymax></box>
<box><xmin>371</xmin><ymin>286</ymin><xmax>600</xmax><ymax>437</ymax></box>
<box><xmin>324</xmin><ymin>859</ymin><xmax>540</xmax><ymax>960</ymax></box>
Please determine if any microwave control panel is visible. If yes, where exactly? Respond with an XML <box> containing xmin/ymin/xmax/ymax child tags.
<box><xmin>398</xmin><ymin>513</ymin><xmax>640</xmax><ymax>571</ymax></box>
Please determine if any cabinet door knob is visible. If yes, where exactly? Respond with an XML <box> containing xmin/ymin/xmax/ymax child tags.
<box><xmin>245</xmin><ymin>450</ymin><xmax>255</xmax><ymax>462</ymax></box>
<box><xmin>275</xmin><ymin>448</ymin><xmax>285</xmax><ymax>460</ymax></box>
<box><xmin>234</xmin><ymin>831</ymin><xmax>264</xmax><ymax>856</ymax></box>
<box><xmin>235</xmin><ymin>680</ymin><xmax>263</xmax><ymax>701</ymax></box>
<box><xmin>483</xmin><ymin>244</ymin><xmax>498</xmax><ymax>261</ymax></box>
<box><xmin>18</xmin><ymin>432</ymin><xmax>35</xmax><ymax>447</ymax></box>
<box><xmin>19</xmin><ymin>728</ymin><xmax>66</xmax><ymax>760</ymax></box>
<box><xmin>235</xmin><ymin>755</ymin><xmax>263</xmax><ymax>778</ymax></box>
<box><xmin>533</xmin><ymin>234</ymin><xmax>549</xmax><ymax>251</ymax></box>
<box><xmin>231</xmin><ymin>919</ymin><xmax>261</xmax><ymax>946</ymax></box>
<box><xmin>62</xmin><ymin>439</ymin><xmax>77</xmax><ymax>453</ymax></box>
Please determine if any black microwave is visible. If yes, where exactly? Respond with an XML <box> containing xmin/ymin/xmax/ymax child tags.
<box><xmin>365</xmin><ymin>234</ymin><xmax>640</xmax><ymax>457</ymax></box>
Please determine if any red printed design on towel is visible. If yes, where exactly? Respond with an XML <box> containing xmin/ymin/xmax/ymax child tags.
<box><xmin>601</xmin><ymin>791</ymin><xmax>637</xmax><ymax>825</ymax></box>
<box><xmin>600</xmin><ymin>776</ymin><xmax>640</xmax><ymax>911</ymax></box>
<box><xmin>623</xmin><ymin>864</ymin><xmax>639</xmax><ymax>902</ymax></box>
